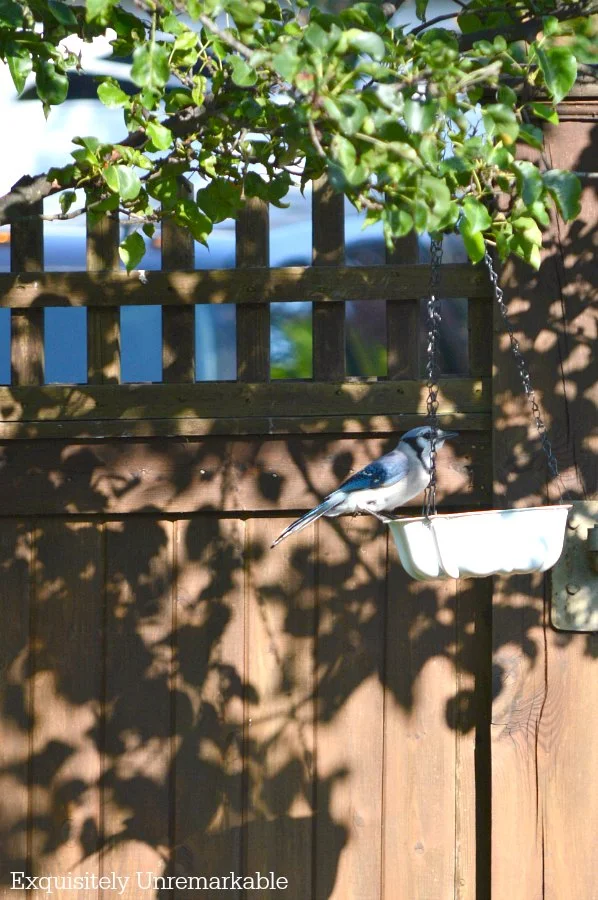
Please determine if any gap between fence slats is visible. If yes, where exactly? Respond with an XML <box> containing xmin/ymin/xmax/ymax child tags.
<box><xmin>312</xmin><ymin>174</ymin><xmax>345</xmax><ymax>381</ymax></box>
<box><xmin>236</xmin><ymin>197</ymin><xmax>270</xmax><ymax>382</ymax></box>
<box><xmin>162</xmin><ymin>178</ymin><xmax>195</xmax><ymax>384</ymax></box>
<box><xmin>10</xmin><ymin>200</ymin><xmax>44</xmax><ymax>385</ymax></box>
<box><xmin>86</xmin><ymin>213</ymin><xmax>121</xmax><ymax>384</ymax></box>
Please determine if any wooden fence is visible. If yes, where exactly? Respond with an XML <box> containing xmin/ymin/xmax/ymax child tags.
<box><xmin>0</xmin><ymin>94</ymin><xmax>595</xmax><ymax>900</ymax></box>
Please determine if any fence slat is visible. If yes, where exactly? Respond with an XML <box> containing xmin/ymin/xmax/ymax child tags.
<box><xmin>468</xmin><ymin>297</ymin><xmax>493</xmax><ymax>377</ymax></box>
<box><xmin>312</xmin><ymin>175</ymin><xmax>345</xmax><ymax>380</ymax></box>
<box><xmin>386</xmin><ymin>232</ymin><xmax>419</xmax><ymax>379</ymax></box>
<box><xmin>162</xmin><ymin>178</ymin><xmax>195</xmax><ymax>383</ymax></box>
<box><xmin>10</xmin><ymin>200</ymin><xmax>44</xmax><ymax>385</ymax></box>
<box><xmin>236</xmin><ymin>197</ymin><xmax>270</xmax><ymax>381</ymax></box>
<box><xmin>86</xmin><ymin>213</ymin><xmax>121</xmax><ymax>384</ymax></box>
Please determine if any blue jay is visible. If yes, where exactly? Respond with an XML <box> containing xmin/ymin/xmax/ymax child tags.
<box><xmin>271</xmin><ymin>426</ymin><xmax>458</xmax><ymax>547</ymax></box>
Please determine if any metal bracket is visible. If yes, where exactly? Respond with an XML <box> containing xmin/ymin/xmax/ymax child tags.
<box><xmin>551</xmin><ymin>501</ymin><xmax>598</xmax><ymax>632</ymax></box>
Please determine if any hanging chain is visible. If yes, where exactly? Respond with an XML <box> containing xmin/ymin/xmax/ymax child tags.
<box><xmin>422</xmin><ymin>237</ymin><xmax>444</xmax><ymax>517</ymax></box>
<box><xmin>483</xmin><ymin>249</ymin><xmax>562</xmax><ymax>488</ymax></box>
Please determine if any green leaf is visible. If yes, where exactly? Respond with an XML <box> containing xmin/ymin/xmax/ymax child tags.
<box><xmin>536</xmin><ymin>45</ymin><xmax>577</xmax><ymax>104</ymax></box>
<box><xmin>329</xmin><ymin>134</ymin><xmax>367</xmax><ymax>188</ymax></box>
<box><xmin>497</xmin><ymin>85</ymin><xmax>517</xmax><ymax>107</ymax></box>
<box><xmin>7</xmin><ymin>51</ymin><xmax>32</xmax><ymax>96</ymax></box>
<box><xmin>528</xmin><ymin>200</ymin><xmax>550</xmax><ymax>228</ymax></box>
<box><xmin>415</xmin><ymin>0</ymin><xmax>428</xmax><ymax>22</ymax></box>
<box><xmin>196</xmin><ymin>179</ymin><xmax>243</xmax><ymax>223</ymax></box>
<box><xmin>383</xmin><ymin>208</ymin><xmax>413</xmax><ymax>242</ymax></box>
<box><xmin>304</xmin><ymin>22</ymin><xmax>331</xmax><ymax>53</ymax></box>
<box><xmin>131</xmin><ymin>42</ymin><xmax>170</xmax><ymax>89</ymax></box>
<box><xmin>459</xmin><ymin>220</ymin><xmax>486</xmax><ymax>263</ymax></box>
<box><xmin>174</xmin><ymin>198</ymin><xmax>212</xmax><ymax>244</ymax></box>
<box><xmin>119</xmin><ymin>232</ymin><xmax>146</xmax><ymax>272</ymax></box>
<box><xmin>528</xmin><ymin>102</ymin><xmax>558</xmax><ymax>125</ymax></box>
<box><xmin>0</xmin><ymin>0</ymin><xmax>23</xmax><ymax>26</ymax></box>
<box><xmin>457</xmin><ymin>12</ymin><xmax>482</xmax><ymax>34</ymax></box>
<box><xmin>272</xmin><ymin>45</ymin><xmax>301</xmax><ymax>80</ymax></box>
<box><xmin>344</xmin><ymin>29</ymin><xmax>385</xmax><ymax>61</ymax></box>
<box><xmin>147</xmin><ymin>177</ymin><xmax>179</xmax><ymax>209</ymax></box>
<box><xmin>164</xmin><ymin>88</ymin><xmax>193</xmax><ymax>113</ymax></box>
<box><xmin>510</xmin><ymin>233</ymin><xmax>541</xmax><ymax>269</ymax></box>
<box><xmin>542</xmin><ymin>170</ymin><xmax>581</xmax><ymax>220</ymax></box>
<box><xmin>36</xmin><ymin>61</ymin><xmax>69</xmax><ymax>107</ymax></box>
<box><xmin>403</xmin><ymin>99</ymin><xmax>436</xmax><ymax>133</ymax></box>
<box><xmin>146</xmin><ymin>120</ymin><xmax>173</xmax><ymax>151</ymax></box>
<box><xmin>102</xmin><ymin>165</ymin><xmax>142</xmax><ymax>201</ymax></box>
<box><xmin>513</xmin><ymin>161</ymin><xmax>543</xmax><ymax>206</ymax></box>
<box><xmin>86</xmin><ymin>0</ymin><xmax>117</xmax><ymax>23</ymax></box>
<box><xmin>226</xmin><ymin>54</ymin><xmax>257</xmax><ymax>87</ymax></box>
<box><xmin>97</xmin><ymin>80</ymin><xmax>129</xmax><ymax>108</ymax></box>
<box><xmin>482</xmin><ymin>104</ymin><xmax>519</xmax><ymax>146</ymax></box>
<box><xmin>59</xmin><ymin>191</ymin><xmax>77</xmax><ymax>215</ymax></box>
<box><xmin>323</xmin><ymin>95</ymin><xmax>367</xmax><ymax>135</ymax></box>
<box><xmin>462</xmin><ymin>197</ymin><xmax>491</xmax><ymax>234</ymax></box>
<box><xmin>48</xmin><ymin>0</ymin><xmax>77</xmax><ymax>25</ymax></box>
<box><xmin>518</xmin><ymin>124</ymin><xmax>544</xmax><ymax>151</ymax></box>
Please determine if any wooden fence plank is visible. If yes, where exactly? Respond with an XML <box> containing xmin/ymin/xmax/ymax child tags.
<box><xmin>382</xmin><ymin>558</ymin><xmax>459</xmax><ymax>900</ymax></box>
<box><xmin>171</xmin><ymin>518</ymin><xmax>245</xmax><ymax>899</ymax></box>
<box><xmin>10</xmin><ymin>199</ymin><xmax>44</xmax><ymax>385</ymax></box>
<box><xmin>0</xmin><ymin>522</ymin><xmax>32</xmax><ymax>897</ymax></box>
<box><xmin>244</xmin><ymin>517</ymin><xmax>315</xmax><ymax>899</ymax></box>
<box><xmin>312</xmin><ymin>175</ymin><xmax>345</xmax><ymax>381</ymax></box>
<box><xmin>162</xmin><ymin>179</ymin><xmax>195</xmax><ymax>384</ymax></box>
<box><xmin>491</xmin><ymin>119</ymin><xmax>598</xmax><ymax>900</ymax></box>
<box><xmin>386</xmin><ymin>232</ymin><xmax>419</xmax><ymax>379</ymax></box>
<box><xmin>315</xmin><ymin>516</ymin><xmax>386</xmax><ymax>899</ymax></box>
<box><xmin>29</xmin><ymin>521</ymin><xmax>103</xmax><ymax>883</ymax></box>
<box><xmin>103</xmin><ymin>518</ymin><xmax>174</xmax><ymax>889</ymax></box>
<box><xmin>86</xmin><ymin>212</ymin><xmax>121</xmax><ymax>384</ymax></box>
<box><xmin>0</xmin><ymin>265</ymin><xmax>491</xmax><ymax>308</ymax></box>
<box><xmin>0</xmin><ymin>411</ymin><xmax>492</xmax><ymax>442</ymax></box>
<box><xmin>236</xmin><ymin>198</ymin><xmax>270</xmax><ymax>381</ymax></box>
<box><xmin>467</xmin><ymin>298</ymin><xmax>493</xmax><ymax>378</ymax></box>
<box><xmin>0</xmin><ymin>433</ymin><xmax>491</xmax><ymax>517</ymax></box>
<box><xmin>0</xmin><ymin>377</ymin><xmax>491</xmax><ymax>424</ymax></box>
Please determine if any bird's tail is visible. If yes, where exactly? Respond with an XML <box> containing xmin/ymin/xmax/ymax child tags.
<box><xmin>271</xmin><ymin>493</ymin><xmax>343</xmax><ymax>548</ymax></box>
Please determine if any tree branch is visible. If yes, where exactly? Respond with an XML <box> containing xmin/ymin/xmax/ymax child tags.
<box><xmin>0</xmin><ymin>95</ymin><xmax>218</xmax><ymax>226</ymax></box>
<box><xmin>458</xmin><ymin>2</ymin><xmax>598</xmax><ymax>51</ymax></box>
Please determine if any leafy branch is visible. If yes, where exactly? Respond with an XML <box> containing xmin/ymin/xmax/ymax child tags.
<box><xmin>0</xmin><ymin>0</ymin><xmax>595</xmax><ymax>270</ymax></box>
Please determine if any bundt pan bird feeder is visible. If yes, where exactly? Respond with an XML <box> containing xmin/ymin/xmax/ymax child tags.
<box><xmin>388</xmin><ymin>241</ymin><xmax>570</xmax><ymax>581</ymax></box>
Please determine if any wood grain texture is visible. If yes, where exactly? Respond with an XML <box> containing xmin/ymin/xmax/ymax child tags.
<box><xmin>170</xmin><ymin>518</ymin><xmax>245</xmax><ymax>899</ymax></box>
<box><xmin>0</xmin><ymin>265</ymin><xmax>491</xmax><ymax>307</ymax></box>
<box><xmin>313</xmin><ymin>174</ymin><xmax>346</xmax><ymax>381</ymax></box>
<box><xmin>236</xmin><ymin>197</ymin><xmax>270</xmax><ymax>382</ymax></box>
<box><xmin>0</xmin><ymin>411</ymin><xmax>491</xmax><ymax>441</ymax></box>
<box><xmin>29</xmin><ymin>521</ymin><xmax>103</xmax><ymax>885</ymax></box>
<box><xmin>467</xmin><ymin>297</ymin><xmax>493</xmax><ymax>378</ymax></box>
<box><xmin>0</xmin><ymin>522</ymin><xmax>32</xmax><ymax>896</ymax></box>
<box><xmin>10</xmin><ymin>200</ymin><xmax>44</xmax><ymax>386</ymax></box>
<box><xmin>102</xmin><ymin>518</ymin><xmax>174</xmax><ymax>888</ymax></box>
<box><xmin>162</xmin><ymin>179</ymin><xmax>195</xmax><ymax>384</ymax></box>
<box><xmin>0</xmin><ymin>377</ymin><xmax>491</xmax><ymax>425</ymax></box>
<box><xmin>315</xmin><ymin>516</ymin><xmax>386</xmax><ymax>899</ymax></box>
<box><xmin>244</xmin><ymin>518</ymin><xmax>316</xmax><ymax>900</ymax></box>
<box><xmin>491</xmin><ymin>117</ymin><xmax>597</xmax><ymax>900</ymax></box>
<box><xmin>382</xmin><ymin>557</ymin><xmax>459</xmax><ymax>900</ymax></box>
<box><xmin>86</xmin><ymin>212</ymin><xmax>121</xmax><ymax>384</ymax></box>
<box><xmin>386</xmin><ymin>231</ymin><xmax>419</xmax><ymax>379</ymax></box>
<box><xmin>0</xmin><ymin>433</ymin><xmax>491</xmax><ymax>516</ymax></box>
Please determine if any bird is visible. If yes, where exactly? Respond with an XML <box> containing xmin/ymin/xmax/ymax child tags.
<box><xmin>271</xmin><ymin>426</ymin><xmax>458</xmax><ymax>548</ymax></box>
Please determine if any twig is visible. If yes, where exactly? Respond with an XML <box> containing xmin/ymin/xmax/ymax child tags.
<box><xmin>197</xmin><ymin>13</ymin><xmax>253</xmax><ymax>60</ymax></box>
<box><xmin>307</xmin><ymin>118</ymin><xmax>326</xmax><ymax>158</ymax></box>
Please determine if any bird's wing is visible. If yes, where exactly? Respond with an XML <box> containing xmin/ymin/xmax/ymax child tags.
<box><xmin>338</xmin><ymin>451</ymin><xmax>409</xmax><ymax>494</ymax></box>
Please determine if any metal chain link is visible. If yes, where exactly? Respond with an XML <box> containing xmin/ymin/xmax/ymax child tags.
<box><xmin>483</xmin><ymin>249</ymin><xmax>562</xmax><ymax>487</ymax></box>
<box><xmin>423</xmin><ymin>237</ymin><xmax>444</xmax><ymax>517</ymax></box>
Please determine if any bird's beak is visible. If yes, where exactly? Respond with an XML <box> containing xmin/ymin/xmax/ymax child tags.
<box><xmin>439</xmin><ymin>430</ymin><xmax>458</xmax><ymax>440</ymax></box>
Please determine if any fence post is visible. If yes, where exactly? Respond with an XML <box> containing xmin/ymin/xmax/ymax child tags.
<box><xmin>10</xmin><ymin>199</ymin><xmax>44</xmax><ymax>385</ymax></box>
<box><xmin>87</xmin><ymin>212</ymin><xmax>121</xmax><ymax>384</ymax></box>
<box><xmin>236</xmin><ymin>196</ymin><xmax>270</xmax><ymax>382</ymax></box>
<box><xmin>162</xmin><ymin>178</ymin><xmax>195</xmax><ymax>383</ymax></box>
<box><xmin>312</xmin><ymin>174</ymin><xmax>345</xmax><ymax>381</ymax></box>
